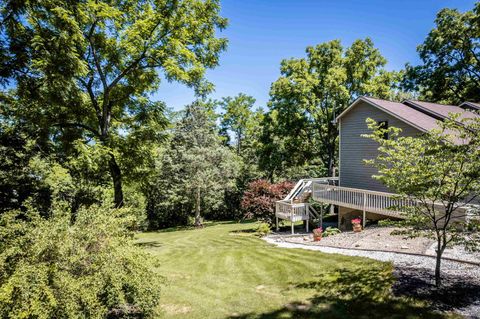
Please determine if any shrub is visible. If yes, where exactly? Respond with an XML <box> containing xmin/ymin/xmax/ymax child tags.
<box><xmin>0</xmin><ymin>203</ymin><xmax>162</xmax><ymax>318</ymax></box>
<box><xmin>255</xmin><ymin>223</ymin><xmax>271</xmax><ymax>237</ymax></box>
<box><xmin>241</xmin><ymin>179</ymin><xmax>294</xmax><ymax>225</ymax></box>
<box><xmin>323</xmin><ymin>227</ymin><xmax>341</xmax><ymax>237</ymax></box>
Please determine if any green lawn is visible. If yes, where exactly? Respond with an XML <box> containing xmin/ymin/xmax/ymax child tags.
<box><xmin>136</xmin><ymin>221</ymin><xmax>450</xmax><ymax>319</ymax></box>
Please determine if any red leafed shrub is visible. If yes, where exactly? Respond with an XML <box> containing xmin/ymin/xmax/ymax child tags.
<box><xmin>241</xmin><ymin>179</ymin><xmax>294</xmax><ymax>225</ymax></box>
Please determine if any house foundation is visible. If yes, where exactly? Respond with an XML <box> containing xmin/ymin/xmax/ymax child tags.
<box><xmin>337</xmin><ymin>206</ymin><xmax>399</xmax><ymax>231</ymax></box>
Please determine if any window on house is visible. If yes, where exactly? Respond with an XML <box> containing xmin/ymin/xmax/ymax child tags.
<box><xmin>378</xmin><ymin>120</ymin><xmax>389</xmax><ymax>139</ymax></box>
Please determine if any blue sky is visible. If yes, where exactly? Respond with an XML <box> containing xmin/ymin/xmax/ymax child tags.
<box><xmin>152</xmin><ymin>0</ymin><xmax>476</xmax><ymax>110</ymax></box>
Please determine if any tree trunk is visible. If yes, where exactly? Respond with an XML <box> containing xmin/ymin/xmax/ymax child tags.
<box><xmin>194</xmin><ymin>188</ymin><xmax>202</xmax><ymax>227</ymax></box>
<box><xmin>327</xmin><ymin>151</ymin><xmax>334</xmax><ymax>177</ymax></box>
<box><xmin>237</xmin><ymin>130</ymin><xmax>241</xmax><ymax>155</ymax></box>
<box><xmin>434</xmin><ymin>240</ymin><xmax>445</xmax><ymax>287</ymax></box>
<box><xmin>108</xmin><ymin>153</ymin><xmax>124</xmax><ymax>208</ymax></box>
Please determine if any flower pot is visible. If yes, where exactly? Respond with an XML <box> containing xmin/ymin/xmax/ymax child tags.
<box><xmin>352</xmin><ymin>223</ymin><xmax>362</xmax><ymax>232</ymax></box>
<box><xmin>313</xmin><ymin>234</ymin><xmax>322</xmax><ymax>241</ymax></box>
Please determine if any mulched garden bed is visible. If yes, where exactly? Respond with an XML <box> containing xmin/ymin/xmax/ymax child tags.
<box><xmin>393</xmin><ymin>267</ymin><xmax>480</xmax><ymax>318</ymax></box>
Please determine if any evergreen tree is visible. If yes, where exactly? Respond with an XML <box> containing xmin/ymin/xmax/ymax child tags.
<box><xmin>147</xmin><ymin>101</ymin><xmax>240</xmax><ymax>228</ymax></box>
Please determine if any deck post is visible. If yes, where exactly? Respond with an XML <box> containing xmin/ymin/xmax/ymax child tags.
<box><xmin>363</xmin><ymin>193</ymin><xmax>366</xmax><ymax>228</ymax></box>
<box><xmin>320</xmin><ymin>205</ymin><xmax>323</xmax><ymax>229</ymax></box>
<box><xmin>306</xmin><ymin>218</ymin><xmax>309</xmax><ymax>233</ymax></box>
<box><xmin>276</xmin><ymin>216</ymin><xmax>279</xmax><ymax>232</ymax></box>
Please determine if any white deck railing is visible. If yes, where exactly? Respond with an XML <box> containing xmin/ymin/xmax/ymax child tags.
<box><xmin>275</xmin><ymin>201</ymin><xmax>308</xmax><ymax>221</ymax></box>
<box><xmin>312</xmin><ymin>183</ymin><xmax>412</xmax><ymax>218</ymax></box>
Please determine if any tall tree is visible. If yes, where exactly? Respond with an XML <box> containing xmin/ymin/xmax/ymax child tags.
<box><xmin>0</xmin><ymin>0</ymin><xmax>227</xmax><ymax>207</ymax></box>
<box><xmin>404</xmin><ymin>2</ymin><xmax>480</xmax><ymax>104</ymax></box>
<box><xmin>219</xmin><ymin>93</ymin><xmax>256</xmax><ymax>155</ymax></box>
<box><xmin>364</xmin><ymin>116</ymin><xmax>480</xmax><ymax>287</ymax></box>
<box><xmin>147</xmin><ymin>101</ymin><xmax>239</xmax><ymax>228</ymax></box>
<box><xmin>263</xmin><ymin>38</ymin><xmax>400</xmax><ymax>178</ymax></box>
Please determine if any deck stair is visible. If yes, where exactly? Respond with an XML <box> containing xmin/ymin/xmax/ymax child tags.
<box><xmin>275</xmin><ymin>178</ymin><xmax>337</xmax><ymax>234</ymax></box>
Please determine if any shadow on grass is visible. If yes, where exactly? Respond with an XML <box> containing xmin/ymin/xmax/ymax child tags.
<box><xmin>230</xmin><ymin>229</ymin><xmax>257</xmax><ymax>234</ymax></box>
<box><xmin>134</xmin><ymin>240</ymin><xmax>163</xmax><ymax>248</ymax></box>
<box><xmin>148</xmin><ymin>220</ymin><xmax>242</xmax><ymax>233</ymax></box>
<box><xmin>227</xmin><ymin>265</ymin><xmax>447</xmax><ymax>319</ymax></box>
<box><xmin>393</xmin><ymin>266</ymin><xmax>480</xmax><ymax>311</ymax></box>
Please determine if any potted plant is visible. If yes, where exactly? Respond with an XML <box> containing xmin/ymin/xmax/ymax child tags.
<box><xmin>351</xmin><ymin>218</ymin><xmax>362</xmax><ymax>232</ymax></box>
<box><xmin>312</xmin><ymin>227</ymin><xmax>323</xmax><ymax>241</ymax></box>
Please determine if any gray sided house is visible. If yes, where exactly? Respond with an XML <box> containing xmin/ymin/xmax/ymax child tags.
<box><xmin>275</xmin><ymin>96</ymin><xmax>479</xmax><ymax>233</ymax></box>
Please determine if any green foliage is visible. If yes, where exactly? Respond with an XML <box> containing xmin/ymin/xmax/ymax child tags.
<box><xmin>218</xmin><ymin>94</ymin><xmax>265</xmax><ymax>218</ymax></box>
<box><xmin>219</xmin><ymin>93</ymin><xmax>262</xmax><ymax>157</ymax></box>
<box><xmin>255</xmin><ymin>222</ymin><xmax>271</xmax><ymax>237</ymax></box>
<box><xmin>378</xmin><ymin>219</ymin><xmax>401</xmax><ymax>227</ymax></box>
<box><xmin>0</xmin><ymin>0</ymin><xmax>227</xmax><ymax>207</ymax></box>
<box><xmin>0</xmin><ymin>203</ymin><xmax>162</xmax><ymax>318</ymax></box>
<box><xmin>364</xmin><ymin>115</ymin><xmax>480</xmax><ymax>286</ymax></box>
<box><xmin>404</xmin><ymin>2</ymin><xmax>480</xmax><ymax>104</ymax></box>
<box><xmin>261</xmin><ymin>38</ymin><xmax>401</xmax><ymax>179</ymax></box>
<box><xmin>146</xmin><ymin>100</ymin><xmax>240</xmax><ymax>229</ymax></box>
<box><xmin>322</xmin><ymin>227</ymin><xmax>341</xmax><ymax>237</ymax></box>
<box><xmin>0</xmin><ymin>122</ymin><xmax>52</xmax><ymax>214</ymax></box>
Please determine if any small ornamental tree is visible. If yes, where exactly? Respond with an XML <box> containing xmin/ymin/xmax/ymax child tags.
<box><xmin>364</xmin><ymin>115</ymin><xmax>480</xmax><ymax>287</ymax></box>
<box><xmin>241</xmin><ymin>179</ymin><xmax>294</xmax><ymax>225</ymax></box>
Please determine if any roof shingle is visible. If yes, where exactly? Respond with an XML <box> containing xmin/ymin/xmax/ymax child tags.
<box><xmin>405</xmin><ymin>100</ymin><xmax>479</xmax><ymax>121</ymax></box>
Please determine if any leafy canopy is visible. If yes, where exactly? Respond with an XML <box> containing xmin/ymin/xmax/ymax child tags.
<box><xmin>219</xmin><ymin>93</ymin><xmax>257</xmax><ymax>155</ymax></box>
<box><xmin>0</xmin><ymin>0</ymin><xmax>228</xmax><ymax>207</ymax></box>
<box><xmin>262</xmin><ymin>38</ymin><xmax>401</xmax><ymax>179</ymax></box>
<box><xmin>404</xmin><ymin>2</ymin><xmax>480</xmax><ymax>104</ymax></box>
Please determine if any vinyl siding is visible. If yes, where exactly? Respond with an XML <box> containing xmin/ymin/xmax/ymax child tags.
<box><xmin>339</xmin><ymin>101</ymin><xmax>422</xmax><ymax>192</ymax></box>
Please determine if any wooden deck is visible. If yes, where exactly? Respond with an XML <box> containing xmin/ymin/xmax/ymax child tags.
<box><xmin>275</xmin><ymin>178</ymin><xmax>410</xmax><ymax>232</ymax></box>
<box><xmin>312</xmin><ymin>183</ymin><xmax>411</xmax><ymax>219</ymax></box>
<box><xmin>275</xmin><ymin>201</ymin><xmax>309</xmax><ymax>222</ymax></box>
<box><xmin>276</xmin><ymin>178</ymin><xmax>477</xmax><ymax>233</ymax></box>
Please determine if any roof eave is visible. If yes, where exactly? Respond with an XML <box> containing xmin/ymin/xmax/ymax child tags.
<box><xmin>335</xmin><ymin>96</ymin><xmax>428</xmax><ymax>133</ymax></box>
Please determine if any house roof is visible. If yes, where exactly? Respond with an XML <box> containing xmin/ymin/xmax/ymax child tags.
<box><xmin>460</xmin><ymin>101</ymin><xmax>480</xmax><ymax>111</ymax></box>
<box><xmin>336</xmin><ymin>96</ymin><xmax>476</xmax><ymax>145</ymax></box>
<box><xmin>336</xmin><ymin>96</ymin><xmax>441</xmax><ymax>133</ymax></box>
<box><xmin>404</xmin><ymin>100</ymin><xmax>479</xmax><ymax>121</ymax></box>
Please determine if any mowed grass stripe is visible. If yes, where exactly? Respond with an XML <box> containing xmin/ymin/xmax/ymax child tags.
<box><xmin>137</xmin><ymin>221</ymin><xmax>448</xmax><ymax>319</ymax></box>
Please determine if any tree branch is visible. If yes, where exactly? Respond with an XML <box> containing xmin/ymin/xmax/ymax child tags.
<box><xmin>53</xmin><ymin>122</ymin><xmax>100</xmax><ymax>137</ymax></box>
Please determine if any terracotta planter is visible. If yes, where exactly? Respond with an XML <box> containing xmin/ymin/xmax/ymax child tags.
<box><xmin>352</xmin><ymin>223</ymin><xmax>362</xmax><ymax>232</ymax></box>
<box><xmin>313</xmin><ymin>234</ymin><xmax>322</xmax><ymax>241</ymax></box>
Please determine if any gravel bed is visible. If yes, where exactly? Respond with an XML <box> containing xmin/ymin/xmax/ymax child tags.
<box><xmin>425</xmin><ymin>243</ymin><xmax>480</xmax><ymax>264</ymax></box>
<box><xmin>264</xmin><ymin>236</ymin><xmax>480</xmax><ymax>318</ymax></box>
<box><xmin>275</xmin><ymin>226</ymin><xmax>434</xmax><ymax>254</ymax></box>
<box><xmin>273</xmin><ymin>226</ymin><xmax>480</xmax><ymax>263</ymax></box>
